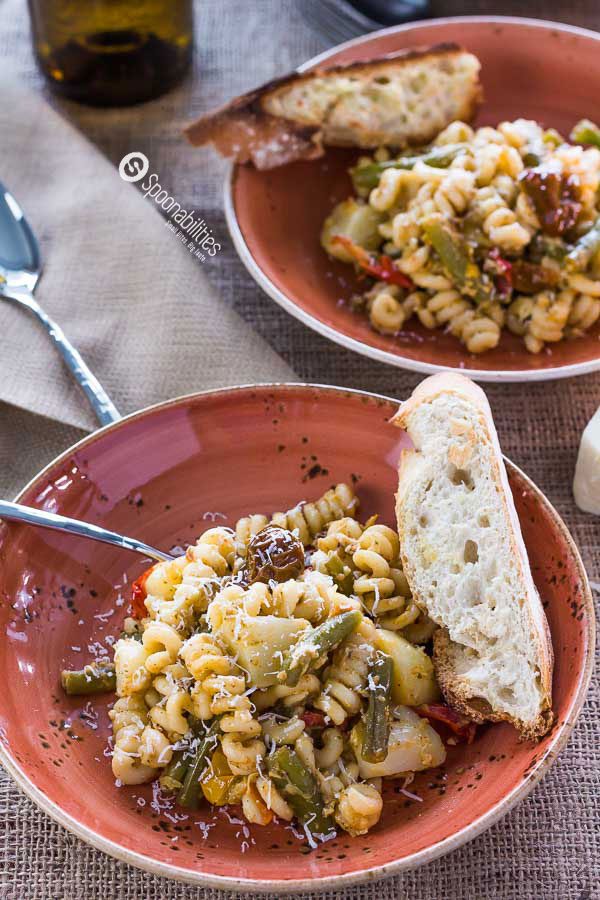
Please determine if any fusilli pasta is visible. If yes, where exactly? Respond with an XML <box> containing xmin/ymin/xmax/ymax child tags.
<box><xmin>321</xmin><ymin>117</ymin><xmax>600</xmax><ymax>353</ymax></box>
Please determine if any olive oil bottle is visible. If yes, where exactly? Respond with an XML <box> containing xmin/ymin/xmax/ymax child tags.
<box><xmin>27</xmin><ymin>0</ymin><xmax>193</xmax><ymax>106</ymax></box>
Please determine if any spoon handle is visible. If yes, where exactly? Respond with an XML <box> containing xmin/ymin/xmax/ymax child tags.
<box><xmin>4</xmin><ymin>288</ymin><xmax>121</xmax><ymax>427</ymax></box>
<box><xmin>0</xmin><ymin>500</ymin><xmax>173</xmax><ymax>563</ymax></box>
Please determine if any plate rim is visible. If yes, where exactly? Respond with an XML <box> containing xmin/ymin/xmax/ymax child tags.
<box><xmin>0</xmin><ymin>381</ymin><xmax>595</xmax><ymax>892</ymax></box>
<box><xmin>224</xmin><ymin>14</ymin><xmax>600</xmax><ymax>383</ymax></box>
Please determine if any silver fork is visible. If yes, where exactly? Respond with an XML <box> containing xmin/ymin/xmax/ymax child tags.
<box><xmin>0</xmin><ymin>180</ymin><xmax>120</xmax><ymax>426</ymax></box>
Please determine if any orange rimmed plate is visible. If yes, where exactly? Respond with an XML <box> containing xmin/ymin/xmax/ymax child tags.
<box><xmin>225</xmin><ymin>17</ymin><xmax>600</xmax><ymax>381</ymax></box>
<box><xmin>0</xmin><ymin>384</ymin><xmax>594</xmax><ymax>891</ymax></box>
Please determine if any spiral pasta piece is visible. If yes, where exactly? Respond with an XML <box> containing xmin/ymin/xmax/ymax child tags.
<box><xmin>474</xmin><ymin>186</ymin><xmax>531</xmax><ymax>252</ymax></box>
<box><xmin>316</xmin><ymin>517</ymin><xmax>364</xmax><ymax>553</ymax></box>
<box><xmin>180</xmin><ymin>631</ymin><xmax>263</xmax><ymax>774</ymax></box>
<box><xmin>434</xmin><ymin>120</ymin><xmax>474</xmax><ymax>145</ymax></box>
<box><xmin>270</xmin><ymin>483</ymin><xmax>358</xmax><ymax>545</ymax></box>
<box><xmin>430</xmin><ymin>168</ymin><xmax>476</xmax><ymax>215</ymax></box>
<box><xmin>234</xmin><ymin>513</ymin><xmax>269</xmax><ymax>555</ymax></box>
<box><xmin>113</xmin><ymin>637</ymin><xmax>153</xmax><ymax>697</ymax></box>
<box><xmin>109</xmin><ymin>694</ymin><xmax>157</xmax><ymax>785</ymax></box>
<box><xmin>509</xmin><ymin>289</ymin><xmax>573</xmax><ymax>353</ymax></box>
<box><xmin>255</xmin><ymin>775</ymin><xmax>294</xmax><ymax>820</ymax></box>
<box><xmin>567</xmin><ymin>291</ymin><xmax>600</xmax><ymax>334</ymax></box>
<box><xmin>261</xmin><ymin>714</ymin><xmax>306</xmax><ymax>746</ymax></box>
<box><xmin>369</xmin><ymin>287</ymin><xmax>410</xmax><ymax>333</ymax></box>
<box><xmin>144</xmin><ymin>529</ymin><xmax>237</xmax><ymax>632</ymax></box>
<box><xmin>315</xmin><ymin>727</ymin><xmax>344</xmax><ymax>770</ymax></box>
<box><xmin>314</xmin><ymin>632</ymin><xmax>373</xmax><ymax>725</ymax></box>
<box><xmin>242</xmin><ymin>773</ymin><xmax>294</xmax><ymax>825</ymax></box>
<box><xmin>253</xmin><ymin>673</ymin><xmax>321</xmax><ymax>712</ymax></box>
<box><xmin>142</xmin><ymin>621</ymin><xmax>182</xmax><ymax>674</ymax></box>
<box><xmin>335</xmin><ymin>783</ymin><xmax>383</xmax><ymax>836</ymax></box>
<box><xmin>416</xmin><ymin>288</ymin><xmax>502</xmax><ymax>354</ymax></box>
<box><xmin>369</xmin><ymin>164</ymin><xmax>442</xmax><ymax>212</ymax></box>
<box><xmin>185</xmin><ymin>527</ymin><xmax>236</xmax><ymax>576</ymax></box>
<box><xmin>144</xmin><ymin>557</ymin><xmax>187</xmax><ymax>602</ymax></box>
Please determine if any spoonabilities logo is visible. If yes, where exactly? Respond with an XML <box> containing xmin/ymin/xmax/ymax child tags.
<box><xmin>119</xmin><ymin>151</ymin><xmax>150</xmax><ymax>183</ymax></box>
<box><xmin>118</xmin><ymin>151</ymin><xmax>220</xmax><ymax>261</ymax></box>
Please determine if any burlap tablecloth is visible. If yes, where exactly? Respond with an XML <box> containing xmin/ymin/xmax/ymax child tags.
<box><xmin>0</xmin><ymin>0</ymin><xmax>598</xmax><ymax>897</ymax></box>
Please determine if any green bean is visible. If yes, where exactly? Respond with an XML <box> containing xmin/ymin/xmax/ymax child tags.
<box><xmin>570</xmin><ymin>119</ymin><xmax>600</xmax><ymax>149</ymax></box>
<box><xmin>362</xmin><ymin>652</ymin><xmax>392</xmax><ymax>763</ymax></box>
<box><xmin>566</xmin><ymin>217</ymin><xmax>600</xmax><ymax>271</ymax></box>
<box><xmin>60</xmin><ymin>659</ymin><xmax>116</xmax><ymax>695</ymax></box>
<box><xmin>177</xmin><ymin>719</ymin><xmax>221</xmax><ymax>809</ymax></box>
<box><xmin>283</xmin><ymin>610</ymin><xmax>362</xmax><ymax>687</ymax></box>
<box><xmin>323</xmin><ymin>552</ymin><xmax>354</xmax><ymax>596</ymax></box>
<box><xmin>160</xmin><ymin>750</ymin><xmax>190</xmax><ymax>792</ymax></box>
<box><xmin>267</xmin><ymin>746</ymin><xmax>335</xmax><ymax>837</ymax></box>
<box><xmin>422</xmin><ymin>216</ymin><xmax>493</xmax><ymax>306</ymax></box>
<box><xmin>160</xmin><ymin>716</ymin><xmax>205</xmax><ymax>792</ymax></box>
<box><xmin>350</xmin><ymin>143</ymin><xmax>469</xmax><ymax>192</ymax></box>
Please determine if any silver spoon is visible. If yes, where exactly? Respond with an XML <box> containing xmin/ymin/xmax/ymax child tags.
<box><xmin>0</xmin><ymin>499</ymin><xmax>173</xmax><ymax>563</ymax></box>
<box><xmin>0</xmin><ymin>181</ymin><xmax>120</xmax><ymax>427</ymax></box>
<box><xmin>0</xmin><ymin>185</ymin><xmax>167</xmax><ymax>562</ymax></box>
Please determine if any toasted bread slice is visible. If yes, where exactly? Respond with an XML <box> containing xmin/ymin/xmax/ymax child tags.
<box><xmin>185</xmin><ymin>44</ymin><xmax>481</xmax><ymax>169</ymax></box>
<box><xmin>392</xmin><ymin>374</ymin><xmax>553</xmax><ymax>740</ymax></box>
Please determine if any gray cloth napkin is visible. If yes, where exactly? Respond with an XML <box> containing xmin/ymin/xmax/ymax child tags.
<box><xmin>0</xmin><ymin>65</ymin><xmax>294</xmax><ymax>439</ymax></box>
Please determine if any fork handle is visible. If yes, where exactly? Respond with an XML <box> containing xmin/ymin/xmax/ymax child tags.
<box><xmin>4</xmin><ymin>289</ymin><xmax>120</xmax><ymax>426</ymax></box>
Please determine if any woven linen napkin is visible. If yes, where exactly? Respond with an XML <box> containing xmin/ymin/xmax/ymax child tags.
<box><xmin>0</xmin><ymin>65</ymin><xmax>294</xmax><ymax>437</ymax></box>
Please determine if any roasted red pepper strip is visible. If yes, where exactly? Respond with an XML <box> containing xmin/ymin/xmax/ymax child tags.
<box><xmin>130</xmin><ymin>566</ymin><xmax>154</xmax><ymax>618</ymax></box>
<box><xmin>331</xmin><ymin>235</ymin><xmax>414</xmax><ymax>289</ymax></box>
<box><xmin>415</xmin><ymin>703</ymin><xmax>477</xmax><ymax>744</ymax></box>
<box><xmin>301</xmin><ymin>710</ymin><xmax>327</xmax><ymax>729</ymax></box>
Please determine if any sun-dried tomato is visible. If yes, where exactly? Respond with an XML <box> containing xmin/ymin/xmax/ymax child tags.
<box><xmin>301</xmin><ymin>710</ymin><xmax>327</xmax><ymax>729</ymax></box>
<box><xmin>511</xmin><ymin>260</ymin><xmax>560</xmax><ymax>294</ymax></box>
<box><xmin>487</xmin><ymin>248</ymin><xmax>559</xmax><ymax>296</ymax></box>
<box><xmin>414</xmin><ymin>703</ymin><xmax>477</xmax><ymax>744</ymax></box>
<box><xmin>519</xmin><ymin>167</ymin><xmax>582</xmax><ymax>237</ymax></box>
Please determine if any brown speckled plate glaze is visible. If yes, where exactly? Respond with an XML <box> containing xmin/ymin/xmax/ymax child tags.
<box><xmin>0</xmin><ymin>385</ymin><xmax>594</xmax><ymax>892</ymax></box>
<box><xmin>226</xmin><ymin>17</ymin><xmax>600</xmax><ymax>381</ymax></box>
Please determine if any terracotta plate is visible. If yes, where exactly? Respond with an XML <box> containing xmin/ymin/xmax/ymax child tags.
<box><xmin>0</xmin><ymin>385</ymin><xmax>594</xmax><ymax>891</ymax></box>
<box><xmin>226</xmin><ymin>17</ymin><xmax>600</xmax><ymax>381</ymax></box>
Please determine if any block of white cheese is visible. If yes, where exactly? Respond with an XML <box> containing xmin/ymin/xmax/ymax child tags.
<box><xmin>573</xmin><ymin>406</ymin><xmax>600</xmax><ymax>515</ymax></box>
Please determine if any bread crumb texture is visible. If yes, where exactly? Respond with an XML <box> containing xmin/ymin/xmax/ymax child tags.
<box><xmin>397</xmin><ymin>391</ymin><xmax>549</xmax><ymax>736</ymax></box>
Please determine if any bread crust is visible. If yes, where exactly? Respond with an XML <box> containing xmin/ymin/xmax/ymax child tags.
<box><xmin>392</xmin><ymin>373</ymin><xmax>554</xmax><ymax>741</ymax></box>
<box><xmin>184</xmin><ymin>44</ymin><xmax>481</xmax><ymax>169</ymax></box>
<box><xmin>433</xmin><ymin>629</ymin><xmax>554</xmax><ymax>741</ymax></box>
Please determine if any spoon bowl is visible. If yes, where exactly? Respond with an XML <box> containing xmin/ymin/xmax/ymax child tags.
<box><xmin>0</xmin><ymin>180</ymin><xmax>119</xmax><ymax>425</ymax></box>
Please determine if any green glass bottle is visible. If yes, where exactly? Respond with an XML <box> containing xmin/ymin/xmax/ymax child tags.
<box><xmin>27</xmin><ymin>0</ymin><xmax>194</xmax><ymax>106</ymax></box>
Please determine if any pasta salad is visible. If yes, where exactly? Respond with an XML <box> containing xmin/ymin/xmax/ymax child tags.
<box><xmin>321</xmin><ymin>118</ymin><xmax>600</xmax><ymax>354</ymax></box>
<box><xmin>61</xmin><ymin>484</ymin><xmax>477</xmax><ymax>844</ymax></box>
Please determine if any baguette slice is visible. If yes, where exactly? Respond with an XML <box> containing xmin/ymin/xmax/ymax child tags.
<box><xmin>392</xmin><ymin>374</ymin><xmax>553</xmax><ymax>740</ymax></box>
<box><xmin>185</xmin><ymin>43</ymin><xmax>481</xmax><ymax>170</ymax></box>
